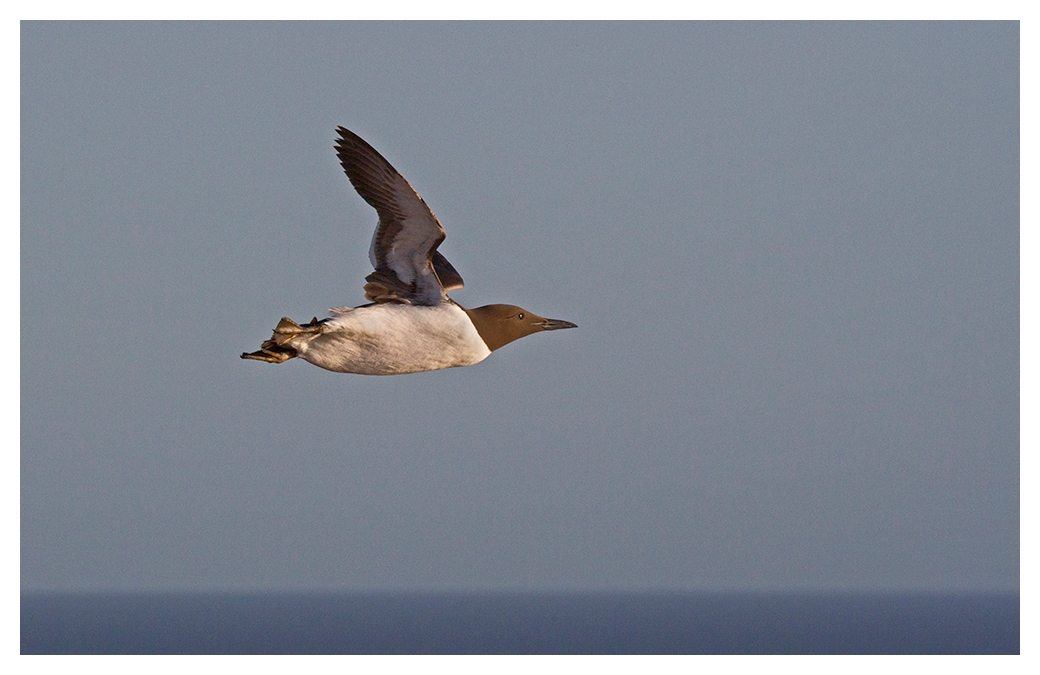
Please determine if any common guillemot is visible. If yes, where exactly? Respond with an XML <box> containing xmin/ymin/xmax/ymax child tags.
<box><xmin>241</xmin><ymin>126</ymin><xmax>576</xmax><ymax>375</ymax></box>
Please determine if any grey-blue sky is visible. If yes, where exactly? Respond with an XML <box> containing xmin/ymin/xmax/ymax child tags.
<box><xmin>21</xmin><ymin>22</ymin><xmax>1018</xmax><ymax>592</ymax></box>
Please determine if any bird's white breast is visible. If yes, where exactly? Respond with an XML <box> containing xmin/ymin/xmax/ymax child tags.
<box><xmin>293</xmin><ymin>303</ymin><xmax>491</xmax><ymax>375</ymax></box>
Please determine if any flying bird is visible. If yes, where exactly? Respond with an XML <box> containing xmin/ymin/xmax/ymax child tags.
<box><xmin>241</xmin><ymin>127</ymin><xmax>576</xmax><ymax>375</ymax></box>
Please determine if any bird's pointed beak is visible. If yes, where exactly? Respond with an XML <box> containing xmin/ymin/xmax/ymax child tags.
<box><xmin>537</xmin><ymin>318</ymin><xmax>577</xmax><ymax>331</ymax></box>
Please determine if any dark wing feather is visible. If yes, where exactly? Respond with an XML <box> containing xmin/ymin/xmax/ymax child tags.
<box><xmin>334</xmin><ymin>127</ymin><xmax>464</xmax><ymax>305</ymax></box>
<box><xmin>432</xmin><ymin>251</ymin><xmax>464</xmax><ymax>291</ymax></box>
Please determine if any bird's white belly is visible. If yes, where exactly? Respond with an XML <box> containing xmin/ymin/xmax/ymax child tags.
<box><xmin>293</xmin><ymin>303</ymin><xmax>491</xmax><ymax>375</ymax></box>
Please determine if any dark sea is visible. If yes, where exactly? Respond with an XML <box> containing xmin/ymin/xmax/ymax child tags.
<box><xmin>21</xmin><ymin>592</ymin><xmax>1018</xmax><ymax>655</ymax></box>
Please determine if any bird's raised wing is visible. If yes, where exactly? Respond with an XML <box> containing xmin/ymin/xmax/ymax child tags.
<box><xmin>334</xmin><ymin>127</ymin><xmax>464</xmax><ymax>305</ymax></box>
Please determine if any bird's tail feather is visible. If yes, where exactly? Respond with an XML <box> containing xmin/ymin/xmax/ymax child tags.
<box><xmin>240</xmin><ymin>316</ymin><xmax>325</xmax><ymax>364</ymax></box>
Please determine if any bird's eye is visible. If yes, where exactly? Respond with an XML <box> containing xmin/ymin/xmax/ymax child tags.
<box><xmin>517</xmin><ymin>313</ymin><xmax>524</xmax><ymax>319</ymax></box>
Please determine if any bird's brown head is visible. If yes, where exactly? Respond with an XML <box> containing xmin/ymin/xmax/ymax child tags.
<box><xmin>464</xmin><ymin>304</ymin><xmax>577</xmax><ymax>352</ymax></box>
